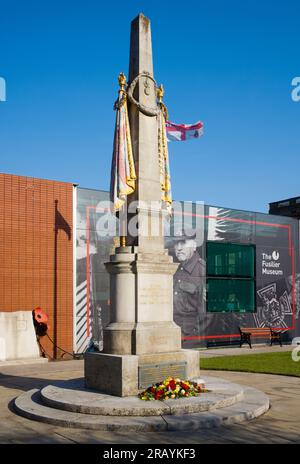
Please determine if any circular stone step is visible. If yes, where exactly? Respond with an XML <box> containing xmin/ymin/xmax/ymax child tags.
<box><xmin>13</xmin><ymin>380</ymin><xmax>269</xmax><ymax>432</ymax></box>
<box><xmin>14</xmin><ymin>390</ymin><xmax>167</xmax><ymax>432</ymax></box>
<box><xmin>39</xmin><ymin>376</ymin><xmax>244</xmax><ymax>416</ymax></box>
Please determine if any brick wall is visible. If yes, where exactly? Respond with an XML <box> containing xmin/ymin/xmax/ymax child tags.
<box><xmin>0</xmin><ymin>173</ymin><xmax>74</xmax><ymax>359</ymax></box>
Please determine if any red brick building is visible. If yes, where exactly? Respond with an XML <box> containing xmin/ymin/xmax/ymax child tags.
<box><xmin>0</xmin><ymin>173</ymin><xmax>74</xmax><ymax>359</ymax></box>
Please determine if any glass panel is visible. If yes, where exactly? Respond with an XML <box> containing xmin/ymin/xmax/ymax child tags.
<box><xmin>207</xmin><ymin>242</ymin><xmax>255</xmax><ymax>277</ymax></box>
<box><xmin>278</xmin><ymin>201</ymin><xmax>290</xmax><ymax>207</ymax></box>
<box><xmin>254</xmin><ymin>211</ymin><xmax>296</xmax><ymax>246</ymax></box>
<box><xmin>75</xmin><ymin>188</ymin><xmax>113</xmax><ymax>354</ymax></box>
<box><xmin>205</xmin><ymin>205</ymin><xmax>256</xmax><ymax>244</ymax></box>
<box><xmin>207</xmin><ymin>278</ymin><xmax>255</xmax><ymax>313</ymax></box>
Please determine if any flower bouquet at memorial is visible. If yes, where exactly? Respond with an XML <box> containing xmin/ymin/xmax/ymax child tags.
<box><xmin>139</xmin><ymin>377</ymin><xmax>207</xmax><ymax>401</ymax></box>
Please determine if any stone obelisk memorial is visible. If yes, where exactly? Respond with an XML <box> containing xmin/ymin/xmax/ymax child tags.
<box><xmin>85</xmin><ymin>13</ymin><xmax>200</xmax><ymax>396</ymax></box>
<box><xmin>13</xmin><ymin>14</ymin><xmax>269</xmax><ymax>432</ymax></box>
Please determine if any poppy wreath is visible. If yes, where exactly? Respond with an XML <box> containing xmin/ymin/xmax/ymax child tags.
<box><xmin>139</xmin><ymin>377</ymin><xmax>207</xmax><ymax>401</ymax></box>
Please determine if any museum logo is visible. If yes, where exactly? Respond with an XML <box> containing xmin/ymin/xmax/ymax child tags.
<box><xmin>291</xmin><ymin>77</ymin><xmax>300</xmax><ymax>102</ymax></box>
<box><xmin>261</xmin><ymin>251</ymin><xmax>283</xmax><ymax>276</ymax></box>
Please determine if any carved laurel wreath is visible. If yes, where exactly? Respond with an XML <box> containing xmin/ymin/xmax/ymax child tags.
<box><xmin>127</xmin><ymin>73</ymin><xmax>159</xmax><ymax>117</ymax></box>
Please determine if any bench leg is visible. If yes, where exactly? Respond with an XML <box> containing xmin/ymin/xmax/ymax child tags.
<box><xmin>240</xmin><ymin>334</ymin><xmax>252</xmax><ymax>348</ymax></box>
<box><xmin>271</xmin><ymin>334</ymin><xmax>282</xmax><ymax>347</ymax></box>
<box><xmin>240</xmin><ymin>335</ymin><xmax>244</xmax><ymax>348</ymax></box>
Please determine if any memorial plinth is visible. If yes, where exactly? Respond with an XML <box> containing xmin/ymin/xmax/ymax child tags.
<box><xmin>85</xmin><ymin>13</ymin><xmax>200</xmax><ymax>396</ymax></box>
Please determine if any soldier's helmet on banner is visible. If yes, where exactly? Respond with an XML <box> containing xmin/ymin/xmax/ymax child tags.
<box><xmin>173</xmin><ymin>228</ymin><xmax>197</xmax><ymax>241</ymax></box>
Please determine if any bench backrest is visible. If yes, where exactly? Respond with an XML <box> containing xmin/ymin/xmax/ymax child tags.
<box><xmin>239</xmin><ymin>327</ymin><xmax>271</xmax><ymax>336</ymax></box>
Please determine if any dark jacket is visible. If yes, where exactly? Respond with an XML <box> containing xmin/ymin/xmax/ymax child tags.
<box><xmin>173</xmin><ymin>251</ymin><xmax>206</xmax><ymax>336</ymax></box>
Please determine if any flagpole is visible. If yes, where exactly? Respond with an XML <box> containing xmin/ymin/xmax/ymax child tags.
<box><xmin>120</xmin><ymin>201</ymin><xmax>127</xmax><ymax>247</ymax></box>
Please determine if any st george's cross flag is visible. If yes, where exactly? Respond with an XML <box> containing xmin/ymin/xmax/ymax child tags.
<box><xmin>166</xmin><ymin>120</ymin><xmax>204</xmax><ymax>142</ymax></box>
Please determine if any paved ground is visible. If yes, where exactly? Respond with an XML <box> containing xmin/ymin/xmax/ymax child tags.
<box><xmin>0</xmin><ymin>351</ymin><xmax>299</xmax><ymax>444</ymax></box>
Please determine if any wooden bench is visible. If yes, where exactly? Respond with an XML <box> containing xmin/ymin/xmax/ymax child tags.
<box><xmin>238</xmin><ymin>327</ymin><xmax>282</xmax><ymax>349</ymax></box>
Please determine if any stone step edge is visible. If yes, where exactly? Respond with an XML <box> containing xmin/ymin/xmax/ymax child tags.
<box><xmin>0</xmin><ymin>357</ymin><xmax>48</xmax><ymax>367</ymax></box>
<box><xmin>40</xmin><ymin>385</ymin><xmax>244</xmax><ymax>416</ymax></box>
<box><xmin>14</xmin><ymin>386</ymin><xmax>269</xmax><ymax>432</ymax></box>
<box><xmin>39</xmin><ymin>376</ymin><xmax>245</xmax><ymax>417</ymax></box>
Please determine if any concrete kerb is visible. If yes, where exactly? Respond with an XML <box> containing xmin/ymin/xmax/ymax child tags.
<box><xmin>198</xmin><ymin>345</ymin><xmax>293</xmax><ymax>358</ymax></box>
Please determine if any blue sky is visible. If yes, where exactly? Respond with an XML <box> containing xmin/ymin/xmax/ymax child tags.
<box><xmin>1</xmin><ymin>0</ymin><xmax>299</xmax><ymax>213</ymax></box>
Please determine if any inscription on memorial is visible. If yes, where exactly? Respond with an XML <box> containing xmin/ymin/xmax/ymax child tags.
<box><xmin>138</xmin><ymin>362</ymin><xmax>187</xmax><ymax>389</ymax></box>
<box><xmin>139</xmin><ymin>284</ymin><xmax>170</xmax><ymax>305</ymax></box>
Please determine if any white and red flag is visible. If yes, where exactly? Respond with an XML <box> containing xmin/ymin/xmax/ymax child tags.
<box><xmin>166</xmin><ymin>120</ymin><xmax>204</xmax><ymax>142</ymax></box>
<box><xmin>110</xmin><ymin>86</ymin><xmax>136</xmax><ymax>211</ymax></box>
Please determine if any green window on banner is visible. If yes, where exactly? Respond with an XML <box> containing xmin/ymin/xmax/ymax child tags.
<box><xmin>206</xmin><ymin>242</ymin><xmax>256</xmax><ymax>313</ymax></box>
<box><xmin>207</xmin><ymin>278</ymin><xmax>255</xmax><ymax>313</ymax></box>
<box><xmin>207</xmin><ymin>242</ymin><xmax>255</xmax><ymax>277</ymax></box>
